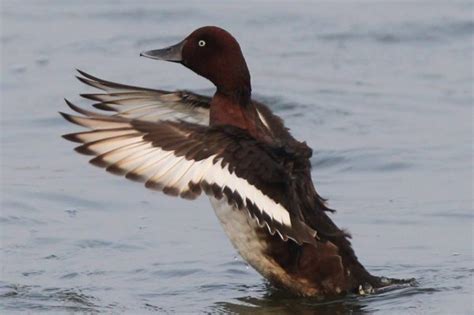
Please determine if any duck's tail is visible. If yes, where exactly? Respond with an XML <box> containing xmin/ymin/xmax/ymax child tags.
<box><xmin>356</xmin><ymin>273</ymin><xmax>417</xmax><ymax>295</ymax></box>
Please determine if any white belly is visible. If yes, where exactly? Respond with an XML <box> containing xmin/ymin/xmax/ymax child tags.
<box><xmin>209</xmin><ymin>197</ymin><xmax>281</xmax><ymax>279</ymax></box>
<box><xmin>209</xmin><ymin>197</ymin><xmax>319</xmax><ymax>295</ymax></box>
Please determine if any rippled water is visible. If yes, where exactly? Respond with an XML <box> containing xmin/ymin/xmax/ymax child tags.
<box><xmin>1</xmin><ymin>1</ymin><xmax>473</xmax><ymax>313</ymax></box>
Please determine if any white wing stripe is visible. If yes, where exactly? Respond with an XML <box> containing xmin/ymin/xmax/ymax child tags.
<box><xmin>84</xmin><ymin>136</ymin><xmax>292</xmax><ymax>226</ymax></box>
<box><xmin>204</xmin><ymin>156</ymin><xmax>291</xmax><ymax>226</ymax></box>
<box><xmin>96</xmin><ymin>141</ymin><xmax>292</xmax><ymax>226</ymax></box>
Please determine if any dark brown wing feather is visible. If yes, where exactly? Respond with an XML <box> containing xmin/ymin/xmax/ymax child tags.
<box><xmin>61</xmin><ymin>100</ymin><xmax>317</xmax><ymax>245</ymax></box>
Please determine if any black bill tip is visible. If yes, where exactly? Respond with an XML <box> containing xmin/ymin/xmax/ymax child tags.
<box><xmin>140</xmin><ymin>40</ymin><xmax>186</xmax><ymax>63</ymax></box>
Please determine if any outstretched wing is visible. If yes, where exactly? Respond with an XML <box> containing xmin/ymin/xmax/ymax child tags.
<box><xmin>60</xmin><ymin>101</ymin><xmax>317</xmax><ymax>245</ymax></box>
<box><xmin>76</xmin><ymin>70</ymin><xmax>211</xmax><ymax>125</ymax></box>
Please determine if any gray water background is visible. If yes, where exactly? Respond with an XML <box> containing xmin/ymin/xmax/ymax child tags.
<box><xmin>1</xmin><ymin>1</ymin><xmax>473</xmax><ymax>313</ymax></box>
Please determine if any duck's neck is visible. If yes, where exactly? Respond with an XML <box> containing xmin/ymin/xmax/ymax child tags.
<box><xmin>210</xmin><ymin>89</ymin><xmax>252</xmax><ymax>125</ymax></box>
<box><xmin>216</xmin><ymin>83</ymin><xmax>251</xmax><ymax>107</ymax></box>
<box><xmin>210</xmin><ymin>87</ymin><xmax>259</xmax><ymax>136</ymax></box>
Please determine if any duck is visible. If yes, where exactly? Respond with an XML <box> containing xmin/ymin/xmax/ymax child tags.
<box><xmin>60</xmin><ymin>26</ymin><xmax>408</xmax><ymax>297</ymax></box>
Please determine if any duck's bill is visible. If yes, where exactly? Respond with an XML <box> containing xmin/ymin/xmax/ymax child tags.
<box><xmin>140</xmin><ymin>40</ymin><xmax>186</xmax><ymax>63</ymax></box>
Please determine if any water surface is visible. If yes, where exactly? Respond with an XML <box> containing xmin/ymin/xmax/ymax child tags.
<box><xmin>1</xmin><ymin>1</ymin><xmax>473</xmax><ymax>313</ymax></box>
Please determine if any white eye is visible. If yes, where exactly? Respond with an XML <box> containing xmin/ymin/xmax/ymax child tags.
<box><xmin>198</xmin><ymin>40</ymin><xmax>206</xmax><ymax>47</ymax></box>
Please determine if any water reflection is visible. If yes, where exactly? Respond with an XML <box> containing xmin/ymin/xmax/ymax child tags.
<box><xmin>213</xmin><ymin>288</ymin><xmax>368</xmax><ymax>315</ymax></box>
<box><xmin>212</xmin><ymin>280</ymin><xmax>431</xmax><ymax>314</ymax></box>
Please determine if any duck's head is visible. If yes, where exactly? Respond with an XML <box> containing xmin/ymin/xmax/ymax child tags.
<box><xmin>141</xmin><ymin>26</ymin><xmax>251</xmax><ymax>100</ymax></box>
